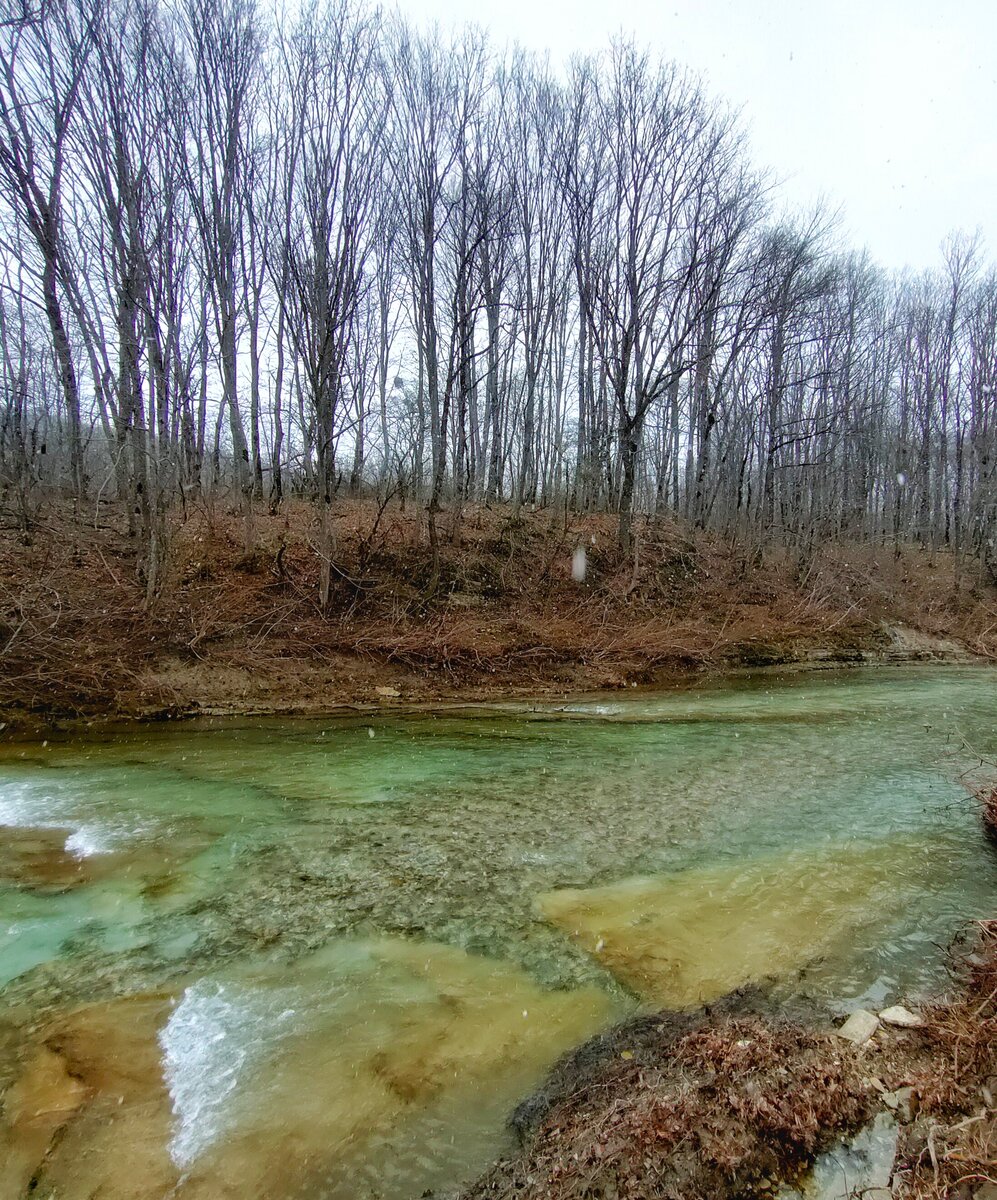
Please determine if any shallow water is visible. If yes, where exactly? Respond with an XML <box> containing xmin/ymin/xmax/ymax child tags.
<box><xmin>0</xmin><ymin>666</ymin><xmax>995</xmax><ymax>1198</ymax></box>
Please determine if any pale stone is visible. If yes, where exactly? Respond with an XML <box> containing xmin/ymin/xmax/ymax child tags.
<box><xmin>881</xmin><ymin>1086</ymin><xmax>915</xmax><ymax>1121</ymax></box>
<box><xmin>536</xmin><ymin>843</ymin><xmax>918</xmax><ymax>1010</ymax></box>
<box><xmin>878</xmin><ymin>1005</ymin><xmax>923</xmax><ymax>1028</ymax></box>
<box><xmin>445</xmin><ymin>592</ymin><xmax>484</xmax><ymax>608</ymax></box>
<box><xmin>375</xmin><ymin>686</ymin><xmax>400</xmax><ymax>698</ymax></box>
<box><xmin>803</xmin><ymin>1111</ymin><xmax>898</xmax><ymax>1198</ymax></box>
<box><xmin>837</xmin><ymin>1009</ymin><xmax>879</xmax><ymax>1044</ymax></box>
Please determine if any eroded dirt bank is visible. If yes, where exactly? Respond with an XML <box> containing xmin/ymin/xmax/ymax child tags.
<box><xmin>2</xmin><ymin>499</ymin><xmax>994</xmax><ymax>731</ymax></box>
<box><xmin>462</xmin><ymin>922</ymin><xmax>997</xmax><ymax>1200</ymax></box>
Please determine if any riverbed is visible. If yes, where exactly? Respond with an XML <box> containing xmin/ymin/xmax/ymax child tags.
<box><xmin>0</xmin><ymin>666</ymin><xmax>995</xmax><ymax>1198</ymax></box>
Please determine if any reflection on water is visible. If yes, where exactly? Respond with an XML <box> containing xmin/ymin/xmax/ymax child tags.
<box><xmin>0</xmin><ymin>666</ymin><xmax>995</xmax><ymax>1198</ymax></box>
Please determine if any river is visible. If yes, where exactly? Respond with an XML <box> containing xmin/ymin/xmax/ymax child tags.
<box><xmin>0</xmin><ymin>665</ymin><xmax>995</xmax><ymax>1198</ymax></box>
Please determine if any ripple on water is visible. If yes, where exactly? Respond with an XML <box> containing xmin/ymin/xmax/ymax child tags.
<box><xmin>160</xmin><ymin>979</ymin><xmax>299</xmax><ymax>1167</ymax></box>
<box><xmin>0</xmin><ymin>666</ymin><xmax>995</xmax><ymax>1199</ymax></box>
<box><xmin>0</xmin><ymin>776</ymin><xmax>155</xmax><ymax>860</ymax></box>
<box><xmin>5</xmin><ymin>938</ymin><xmax>613</xmax><ymax>1200</ymax></box>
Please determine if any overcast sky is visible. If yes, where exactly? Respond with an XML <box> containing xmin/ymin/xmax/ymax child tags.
<box><xmin>395</xmin><ymin>0</ymin><xmax>997</xmax><ymax>274</ymax></box>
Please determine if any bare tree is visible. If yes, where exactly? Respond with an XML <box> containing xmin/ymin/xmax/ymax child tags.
<box><xmin>176</xmin><ymin>0</ymin><xmax>262</xmax><ymax>514</ymax></box>
<box><xmin>0</xmin><ymin>0</ymin><xmax>993</xmax><ymax>589</ymax></box>
<box><xmin>277</xmin><ymin>0</ymin><xmax>385</xmax><ymax>606</ymax></box>
<box><xmin>0</xmin><ymin>0</ymin><xmax>93</xmax><ymax>501</ymax></box>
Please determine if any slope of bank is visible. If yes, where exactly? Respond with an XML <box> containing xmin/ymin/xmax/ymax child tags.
<box><xmin>462</xmin><ymin>921</ymin><xmax>997</xmax><ymax>1200</ymax></box>
<box><xmin>1</xmin><ymin>498</ymin><xmax>994</xmax><ymax>729</ymax></box>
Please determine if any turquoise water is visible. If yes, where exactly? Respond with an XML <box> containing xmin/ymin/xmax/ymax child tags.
<box><xmin>0</xmin><ymin>666</ymin><xmax>995</xmax><ymax>1199</ymax></box>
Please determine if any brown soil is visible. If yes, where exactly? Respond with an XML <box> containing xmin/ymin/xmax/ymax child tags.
<box><xmin>1</xmin><ymin>498</ymin><xmax>994</xmax><ymax>731</ymax></box>
<box><xmin>462</xmin><ymin>923</ymin><xmax>997</xmax><ymax>1200</ymax></box>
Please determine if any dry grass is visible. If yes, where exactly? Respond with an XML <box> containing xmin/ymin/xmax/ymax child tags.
<box><xmin>0</xmin><ymin>517</ymin><xmax>172</xmax><ymax>716</ymax></box>
<box><xmin>891</xmin><ymin>921</ymin><xmax>997</xmax><ymax>1198</ymax></box>
<box><xmin>977</xmin><ymin>786</ymin><xmax>997</xmax><ymax>845</ymax></box>
<box><xmin>0</xmin><ymin>495</ymin><xmax>994</xmax><ymax>723</ymax></box>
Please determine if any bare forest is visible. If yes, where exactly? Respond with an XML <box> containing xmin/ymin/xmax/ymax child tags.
<box><xmin>0</xmin><ymin>0</ymin><xmax>993</xmax><ymax>585</ymax></box>
<box><xmin>3</xmin><ymin>8</ymin><xmax>997</xmax><ymax>1196</ymax></box>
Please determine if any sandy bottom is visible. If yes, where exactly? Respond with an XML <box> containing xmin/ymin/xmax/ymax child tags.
<box><xmin>0</xmin><ymin>937</ymin><xmax>612</xmax><ymax>1200</ymax></box>
<box><xmin>537</xmin><ymin>839</ymin><xmax>931</xmax><ymax>1008</ymax></box>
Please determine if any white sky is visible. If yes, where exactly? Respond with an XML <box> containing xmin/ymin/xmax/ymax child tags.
<box><xmin>395</xmin><ymin>0</ymin><xmax>997</xmax><ymax>273</ymax></box>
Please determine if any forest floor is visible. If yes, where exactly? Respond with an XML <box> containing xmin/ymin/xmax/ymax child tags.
<box><xmin>1</xmin><ymin>494</ymin><xmax>995</xmax><ymax>730</ymax></box>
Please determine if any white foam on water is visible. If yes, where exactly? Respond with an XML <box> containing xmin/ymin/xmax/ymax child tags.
<box><xmin>63</xmin><ymin>824</ymin><xmax>118</xmax><ymax>857</ymax></box>
<box><xmin>0</xmin><ymin>777</ymin><xmax>150</xmax><ymax>858</ymax></box>
<box><xmin>0</xmin><ymin>778</ymin><xmax>55</xmax><ymax>830</ymax></box>
<box><xmin>559</xmin><ymin>703</ymin><xmax>623</xmax><ymax>717</ymax></box>
<box><xmin>160</xmin><ymin>979</ymin><xmax>298</xmax><ymax>1169</ymax></box>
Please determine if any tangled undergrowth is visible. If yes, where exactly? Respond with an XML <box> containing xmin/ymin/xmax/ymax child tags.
<box><xmin>893</xmin><ymin>921</ymin><xmax>997</xmax><ymax>1199</ymax></box>
<box><xmin>465</xmin><ymin>1003</ymin><xmax>873</xmax><ymax>1200</ymax></box>
<box><xmin>976</xmin><ymin>786</ymin><xmax>997</xmax><ymax>845</ymax></box>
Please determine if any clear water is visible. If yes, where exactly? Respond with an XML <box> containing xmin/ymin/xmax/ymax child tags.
<box><xmin>0</xmin><ymin>666</ymin><xmax>995</xmax><ymax>1199</ymax></box>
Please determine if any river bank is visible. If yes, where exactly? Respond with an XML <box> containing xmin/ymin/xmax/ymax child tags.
<box><xmin>2</xmin><ymin>507</ymin><xmax>997</xmax><ymax>1199</ymax></box>
<box><xmin>462</xmin><ymin>919</ymin><xmax>997</xmax><ymax>1200</ymax></box>
<box><xmin>1</xmin><ymin>499</ymin><xmax>994</xmax><ymax>732</ymax></box>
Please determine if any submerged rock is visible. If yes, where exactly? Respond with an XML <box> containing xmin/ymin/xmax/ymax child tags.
<box><xmin>536</xmin><ymin>841</ymin><xmax>929</xmax><ymax>1010</ymax></box>
<box><xmin>1</xmin><ymin>937</ymin><xmax>613</xmax><ymax>1200</ymax></box>
<box><xmin>777</xmin><ymin>1111</ymin><xmax>898</xmax><ymax>1200</ymax></box>
<box><xmin>0</xmin><ymin>825</ymin><xmax>89</xmax><ymax>892</ymax></box>
<box><xmin>0</xmin><ymin>1045</ymin><xmax>89</xmax><ymax>1198</ymax></box>
<box><xmin>3</xmin><ymin>992</ymin><xmax>181</xmax><ymax>1199</ymax></box>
